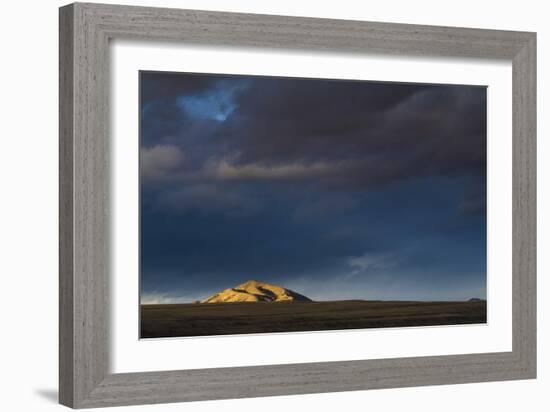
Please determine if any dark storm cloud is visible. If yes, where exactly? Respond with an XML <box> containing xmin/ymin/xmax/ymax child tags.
<box><xmin>222</xmin><ymin>80</ymin><xmax>486</xmax><ymax>186</ymax></box>
<box><xmin>141</xmin><ymin>71</ymin><xmax>217</xmax><ymax>103</ymax></box>
<box><xmin>141</xmin><ymin>72</ymin><xmax>485</xmax><ymax>192</ymax></box>
<box><xmin>139</xmin><ymin>71</ymin><xmax>487</xmax><ymax>302</ymax></box>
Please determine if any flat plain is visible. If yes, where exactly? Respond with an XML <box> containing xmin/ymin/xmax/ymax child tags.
<box><xmin>140</xmin><ymin>300</ymin><xmax>487</xmax><ymax>338</ymax></box>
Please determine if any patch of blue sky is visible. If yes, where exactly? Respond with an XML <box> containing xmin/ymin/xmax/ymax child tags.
<box><xmin>176</xmin><ymin>79</ymin><xmax>250</xmax><ymax>122</ymax></box>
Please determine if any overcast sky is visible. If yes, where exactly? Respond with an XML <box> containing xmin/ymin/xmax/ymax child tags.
<box><xmin>139</xmin><ymin>71</ymin><xmax>487</xmax><ymax>304</ymax></box>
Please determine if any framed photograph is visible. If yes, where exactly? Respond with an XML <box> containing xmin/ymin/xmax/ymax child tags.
<box><xmin>59</xmin><ymin>2</ymin><xmax>536</xmax><ymax>408</ymax></box>
<box><xmin>138</xmin><ymin>71</ymin><xmax>489</xmax><ymax>339</ymax></box>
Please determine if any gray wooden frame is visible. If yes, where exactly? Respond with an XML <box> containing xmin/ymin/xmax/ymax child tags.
<box><xmin>59</xmin><ymin>2</ymin><xmax>536</xmax><ymax>408</ymax></box>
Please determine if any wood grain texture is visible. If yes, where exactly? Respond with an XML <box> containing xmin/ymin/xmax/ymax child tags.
<box><xmin>59</xmin><ymin>5</ymin><xmax>74</xmax><ymax>406</ymax></box>
<box><xmin>59</xmin><ymin>2</ymin><xmax>537</xmax><ymax>408</ymax></box>
<box><xmin>60</xmin><ymin>3</ymin><xmax>110</xmax><ymax>407</ymax></box>
<box><xmin>512</xmin><ymin>34</ymin><xmax>537</xmax><ymax>374</ymax></box>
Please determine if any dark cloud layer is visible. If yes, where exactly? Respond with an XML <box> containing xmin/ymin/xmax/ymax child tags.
<box><xmin>140</xmin><ymin>71</ymin><xmax>487</xmax><ymax>303</ymax></box>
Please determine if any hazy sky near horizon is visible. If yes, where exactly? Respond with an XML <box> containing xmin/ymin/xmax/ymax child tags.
<box><xmin>139</xmin><ymin>71</ymin><xmax>487</xmax><ymax>304</ymax></box>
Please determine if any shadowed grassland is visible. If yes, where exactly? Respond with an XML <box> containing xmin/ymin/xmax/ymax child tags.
<box><xmin>140</xmin><ymin>300</ymin><xmax>487</xmax><ymax>338</ymax></box>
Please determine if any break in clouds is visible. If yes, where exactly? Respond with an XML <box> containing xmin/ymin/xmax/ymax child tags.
<box><xmin>140</xmin><ymin>71</ymin><xmax>487</xmax><ymax>304</ymax></box>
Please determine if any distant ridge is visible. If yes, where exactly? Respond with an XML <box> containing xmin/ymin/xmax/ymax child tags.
<box><xmin>202</xmin><ymin>280</ymin><xmax>312</xmax><ymax>303</ymax></box>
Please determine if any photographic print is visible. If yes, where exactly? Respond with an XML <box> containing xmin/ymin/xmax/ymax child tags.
<box><xmin>139</xmin><ymin>71</ymin><xmax>487</xmax><ymax>338</ymax></box>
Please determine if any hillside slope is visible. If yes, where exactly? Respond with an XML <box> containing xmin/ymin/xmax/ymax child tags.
<box><xmin>202</xmin><ymin>280</ymin><xmax>312</xmax><ymax>303</ymax></box>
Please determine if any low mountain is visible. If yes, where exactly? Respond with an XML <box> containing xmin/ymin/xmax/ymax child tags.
<box><xmin>202</xmin><ymin>280</ymin><xmax>312</xmax><ymax>303</ymax></box>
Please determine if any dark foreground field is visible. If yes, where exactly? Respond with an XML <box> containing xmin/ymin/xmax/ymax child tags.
<box><xmin>140</xmin><ymin>300</ymin><xmax>486</xmax><ymax>338</ymax></box>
